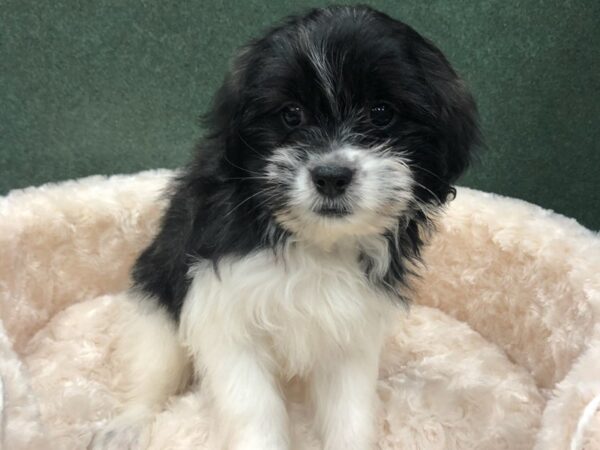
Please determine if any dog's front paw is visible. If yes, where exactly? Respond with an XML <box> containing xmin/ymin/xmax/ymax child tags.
<box><xmin>88</xmin><ymin>408</ymin><xmax>153</xmax><ymax>450</ymax></box>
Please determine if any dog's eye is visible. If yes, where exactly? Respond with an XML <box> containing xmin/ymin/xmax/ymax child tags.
<box><xmin>369</xmin><ymin>103</ymin><xmax>395</xmax><ymax>128</ymax></box>
<box><xmin>281</xmin><ymin>104</ymin><xmax>305</xmax><ymax>128</ymax></box>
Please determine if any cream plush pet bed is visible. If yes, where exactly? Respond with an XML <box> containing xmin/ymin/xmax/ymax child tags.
<box><xmin>1</xmin><ymin>170</ymin><xmax>599</xmax><ymax>450</ymax></box>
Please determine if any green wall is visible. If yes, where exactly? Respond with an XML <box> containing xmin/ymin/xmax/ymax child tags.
<box><xmin>1</xmin><ymin>0</ymin><xmax>599</xmax><ymax>229</ymax></box>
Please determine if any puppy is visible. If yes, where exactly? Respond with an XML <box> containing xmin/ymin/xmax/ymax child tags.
<box><xmin>91</xmin><ymin>5</ymin><xmax>479</xmax><ymax>450</ymax></box>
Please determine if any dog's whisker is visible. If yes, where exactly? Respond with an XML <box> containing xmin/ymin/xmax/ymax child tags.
<box><xmin>410</xmin><ymin>180</ymin><xmax>443</xmax><ymax>205</ymax></box>
<box><xmin>238</xmin><ymin>133</ymin><xmax>268</xmax><ymax>159</ymax></box>
<box><xmin>222</xmin><ymin>176</ymin><xmax>271</xmax><ymax>182</ymax></box>
<box><xmin>222</xmin><ymin>153</ymin><xmax>264</xmax><ymax>176</ymax></box>
<box><xmin>409</xmin><ymin>163</ymin><xmax>452</xmax><ymax>185</ymax></box>
<box><xmin>224</xmin><ymin>188</ymin><xmax>277</xmax><ymax>218</ymax></box>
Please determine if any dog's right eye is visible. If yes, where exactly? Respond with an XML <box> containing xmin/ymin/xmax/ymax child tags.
<box><xmin>369</xmin><ymin>103</ymin><xmax>396</xmax><ymax>128</ymax></box>
<box><xmin>281</xmin><ymin>104</ymin><xmax>305</xmax><ymax>128</ymax></box>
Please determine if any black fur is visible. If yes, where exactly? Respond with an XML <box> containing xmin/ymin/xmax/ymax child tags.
<box><xmin>132</xmin><ymin>5</ymin><xmax>480</xmax><ymax>320</ymax></box>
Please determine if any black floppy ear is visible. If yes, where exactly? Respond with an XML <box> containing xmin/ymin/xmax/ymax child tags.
<box><xmin>202</xmin><ymin>74</ymin><xmax>244</xmax><ymax>166</ymax></box>
<box><xmin>406</xmin><ymin>30</ymin><xmax>481</xmax><ymax>184</ymax></box>
<box><xmin>201</xmin><ymin>48</ymin><xmax>256</xmax><ymax>169</ymax></box>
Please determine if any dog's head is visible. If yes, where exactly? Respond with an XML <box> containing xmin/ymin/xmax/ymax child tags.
<box><xmin>202</xmin><ymin>5</ymin><xmax>479</xmax><ymax>246</ymax></box>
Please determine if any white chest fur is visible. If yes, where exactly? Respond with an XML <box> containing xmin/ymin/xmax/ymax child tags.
<box><xmin>179</xmin><ymin>243</ymin><xmax>392</xmax><ymax>378</ymax></box>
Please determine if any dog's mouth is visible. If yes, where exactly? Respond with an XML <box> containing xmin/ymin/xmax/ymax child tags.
<box><xmin>315</xmin><ymin>206</ymin><xmax>352</xmax><ymax>217</ymax></box>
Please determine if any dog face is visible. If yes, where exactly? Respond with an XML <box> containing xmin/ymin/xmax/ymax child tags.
<box><xmin>132</xmin><ymin>5</ymin><xmax>481</xmax><ymax>317</ymax></box>
<box><xmin>204</xmin><ymin>5</ymin><xmax>479</xmax><ymax>245</ymax></box>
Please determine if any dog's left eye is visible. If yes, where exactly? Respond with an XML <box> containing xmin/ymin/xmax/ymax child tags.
<box><xmin>281</xmin><ymin>103</ymin><xmax>305</xmax><ymax>128</ymax></box>
<box><xmin>369</xmin><ymin>103</ymin><xmax>395</xmax><ymax>128</ymax></box>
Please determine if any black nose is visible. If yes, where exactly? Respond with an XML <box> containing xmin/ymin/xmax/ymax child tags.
<box><xmin>311</xmin><ymin>165</ymin><xmax>355</xmax><ymax>197</ymax></box>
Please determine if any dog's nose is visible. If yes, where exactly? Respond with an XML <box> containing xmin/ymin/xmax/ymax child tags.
<box><xmin>311</xmin><ymin>165</ymin><xmax>355</xmax><ymax>197</ymax></box>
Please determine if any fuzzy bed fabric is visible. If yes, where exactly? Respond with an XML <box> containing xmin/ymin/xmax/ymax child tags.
<box><xmin>0</xmin><ymin>170</ymin><xmax>598</xmax><ymax>450</ymax></box>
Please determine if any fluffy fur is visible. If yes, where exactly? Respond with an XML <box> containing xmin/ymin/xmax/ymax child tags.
<box><xmin>0</xmin><ymin>170</ymin><xmax>599</xmax><ymax>449</ymax></box>
<box><xmin>91</xmin><ymin>6</ymin><xmax>480</xmax><ymax>449</ymax></box>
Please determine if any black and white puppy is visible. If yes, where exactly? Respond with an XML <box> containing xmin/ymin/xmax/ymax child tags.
<box><xmin>92</xmin><ymin>5</ymin><xmax>479</xmax><ymax>450</ymax></box>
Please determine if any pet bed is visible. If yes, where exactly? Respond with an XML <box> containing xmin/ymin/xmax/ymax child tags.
<box><xmin>0</xmin><ymin>170</ymin><xmax>598</xmax><ymax>450</ymax></box>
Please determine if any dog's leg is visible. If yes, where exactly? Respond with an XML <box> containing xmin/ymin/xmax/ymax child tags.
<box><xmin>201</xmin><ymin>344</ymin><xmax>290</xmax><ymax>450</ymax></box>
<box><xmin>311</xmin><ymin>349</ymin><xmax>380</xmax><ymax>450</ymax></box>
<box><xmin>89</xmin><ymin>293</ymin><xmax>191</xmax><ymax>450</ymax></box>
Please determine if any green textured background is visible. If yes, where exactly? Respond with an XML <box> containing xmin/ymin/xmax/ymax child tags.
<box><xmin>1</xmin><ymin>0</ymin><xmax>599</xmax><ymax>229</ymax></box>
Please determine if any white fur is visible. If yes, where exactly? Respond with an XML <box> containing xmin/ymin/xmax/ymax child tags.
<box><xmin>299</xmin><ymin>27</ymin><xmax>337</xmax><ymax>112</ymax></box>
<box><xmin>179</xmin><ymin>243</ymin><xmax>393</xmax><ymax>449</ymax></box>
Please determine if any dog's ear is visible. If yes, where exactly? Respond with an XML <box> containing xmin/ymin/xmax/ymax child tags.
<box><xmin>201</xmin><ymin>48</ymin><xmax>256</xmax><ymax>170</ymax></box>
<box><xmin>404</xmin><ymin>28</ymin><xmax>481</xmax><ymax>185</ymax></box>
<box><xmin>204</xmin><ymin>74</ymin><xmax>243</xmax><ymax>142</ymax></box>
